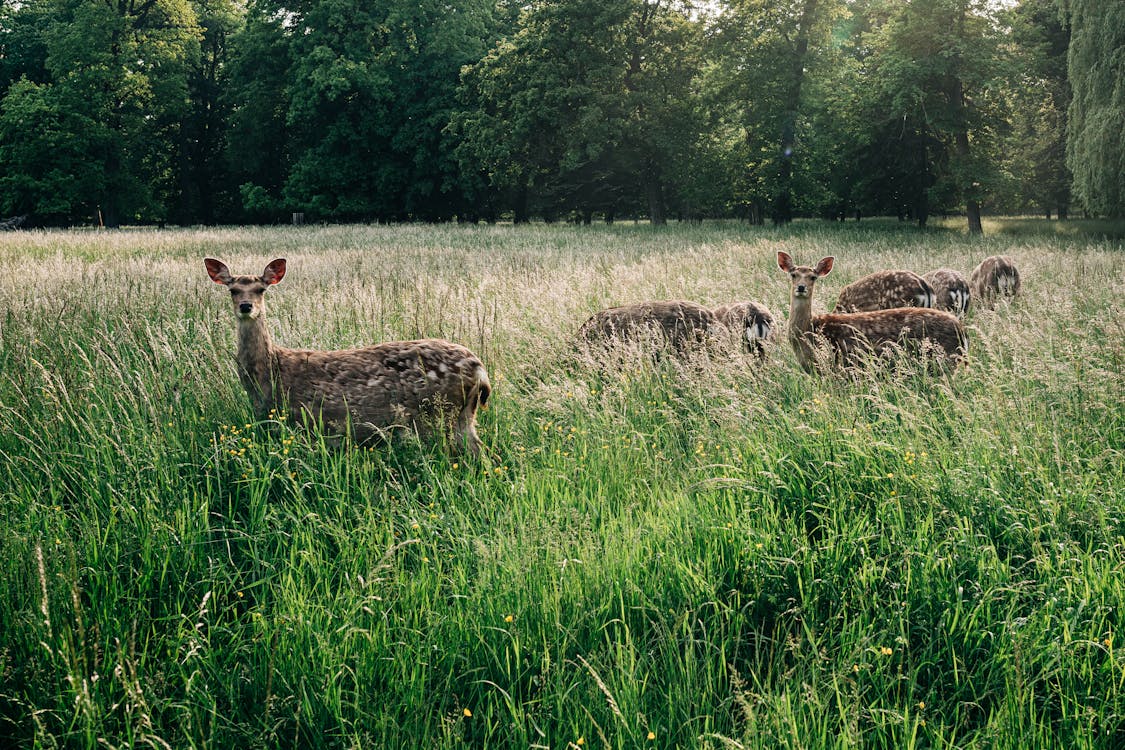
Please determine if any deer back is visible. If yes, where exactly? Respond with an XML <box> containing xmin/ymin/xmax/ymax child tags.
<box><xmin>271</xmin><ymin>338</ymin><xmax>489</xmax><ymax>441</ymax></box>
<box><xmin>579</xmin><ymin>300</ymin><xmax>719</xmax><ymax>351</ymax></box>
<box><xmin>813</xmin><ymin>307</ymin><xmax>967</xmax><ymax>365</ymax></box>
<box><xmin>833</xmin><ymin>270</ymin><xmax>935</xmax><ymax>313</ymax></box>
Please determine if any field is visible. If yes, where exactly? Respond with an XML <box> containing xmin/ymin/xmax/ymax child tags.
<box><xmin>1</xmin><ymin>220</ymin><xmax>1123</xmax><ymax>748</ymax></box>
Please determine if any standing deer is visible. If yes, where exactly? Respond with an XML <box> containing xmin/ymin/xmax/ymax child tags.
<box><xmin>205</xmin><ymin>258</ymin><xmax>490</xmax><ymax>455</ymax></box>
<box><xmin>970</xmin><ymin>255</ymin><xmax>1021</xmax><ymax>307</ymax></box>
<box><xmin>578</xmin><ymin>300</ymin><xmax>720</xmax><ymax>354</ymax></box>
<box><xmin>833</xmin><ymin>269</ymin><xmax>935</xmax><ymax>312</ymax></box>
<box><xmin>778</xmin><ymin>252</ymin><xmax>967</xmax><ymax>372</ymax></box>
<box><xmin>923</xmin><ymin>268</ymin><xmax>971</xmax><ymax>318</ymax></box>
<box><xmin>712</xmin><ymin>301</ymin><xmax>775</xmax><ymax>357</ymax></box>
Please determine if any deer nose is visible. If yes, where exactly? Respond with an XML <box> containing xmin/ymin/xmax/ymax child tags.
<box><xmin>796</xmin><ymin>284</ymin><xmax>808</xmax><ymax>294</ymax></box>
<box><xmin>239</xmin><ymin>302</ymin><xmax>253</xmax><ymax>315</ymax></box>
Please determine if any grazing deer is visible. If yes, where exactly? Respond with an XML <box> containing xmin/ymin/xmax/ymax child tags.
<box><xmin>923</xmin><ymin>268</ymin><xmax>971</xmax><ymax>318</ymax></box>
<box><xmin>778</xmin><ymin>252</ymin><xmax>967</xmax><ymax>372</ymax></box>
<box><xmin>205</xmin><ymin>258</ymin><xmax>490</xmax><ymax>455</ymax></box>
<box><xmin>970</xmin><ymin>255</ymin><xmax>1021</xmax><ymax>307</ymax></box>
<box><xmin>578</xmin><ymin>300</ymin><xmax>720</xmax><ymax>354</ymax></box>
<box><xmin>712</xmin><ymin>301</ymin><xmax>776</xmax><ymax>357</ymax></box>
<box><xmin>833</xmin><ymin>269</ymin><xmax>935</xmax><ymax>313</ymax></box>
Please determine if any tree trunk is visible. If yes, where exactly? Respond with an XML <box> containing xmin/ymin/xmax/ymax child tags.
<box><xmin>513</xmin><ymin>181</ymin><xmax>530</xmax><ymax>225</ymax></box>
<box><xmin>965</xmin><ymin>199</ymin><xmax>982</xmax><ymax>235</ymax></box>
<box><xmin>949</xmin><ymin>7</ymin><xmax>982</xmax><ymax>236</ymax></box>
<box><xmin>645</xmin><ymin>169</ymin><xmax>666</xmax><ymax>226</ymax></box>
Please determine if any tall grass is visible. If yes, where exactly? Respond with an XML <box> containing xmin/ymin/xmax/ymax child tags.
<box><xmin>1</xmin><ymin>221</ymin><xmax>1122</xmax><ymax>748</ymax></box>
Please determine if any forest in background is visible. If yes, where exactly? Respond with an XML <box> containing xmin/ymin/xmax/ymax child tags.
<box><xmin>0</xmin><ymin>0</ymin><xmax>1121</xmax><ymax>229</ymax></box>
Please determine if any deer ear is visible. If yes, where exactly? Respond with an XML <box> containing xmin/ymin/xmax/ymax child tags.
<box><xmin>777</xmin><ymin>251</ymin><xmax>794</xmax><ymax>272</ymax></box>
<box><xmin>814</xmin><ymin>257</ymin><xmax>834</xmax><ymax>277</ymax></box>
<box><xmin>204</xmin><ymin>258</ymin><xmax>232</xmax><ymax>285</ymax></box>
<box><xmin>262</xmin><ymin>258</ymin><xmax>286</xmax><ymax>285</ymax></box>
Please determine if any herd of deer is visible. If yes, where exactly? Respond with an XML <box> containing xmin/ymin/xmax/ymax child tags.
<box><xmin>204</xmin><ymin>251</ymin><xmax>1021</xmax><ymax>455</ymax></box>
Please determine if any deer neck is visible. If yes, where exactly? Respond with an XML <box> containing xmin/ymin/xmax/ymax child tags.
<box><xmin>236</xmin><ymin>315</ymin><xmax>277</xmax><ymax>416</ymax></box>
<box><xmin>788</xmin><ymin>292</ymin><xmax>818</xmax><ymax>371</ymax></box>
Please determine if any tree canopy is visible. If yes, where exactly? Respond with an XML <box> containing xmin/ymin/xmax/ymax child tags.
<box><xmin>0</xmin><ymin>0</ymin><xmax>1121</xmax><ymax>226</ymax></box>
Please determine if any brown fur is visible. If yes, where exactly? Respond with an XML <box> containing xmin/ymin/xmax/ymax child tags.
<box><xmin>969</xmin><ymin>255</ymin><xmax>1021</xmax><ymax>307</ymax></box>
<box><xmin>922</xmin><ymin>268</ymin><xmax>971</xmax><ymax>318</ymax></box>
<box><xmin>778</xmin><ymin>252</ymin><xmax>967</xmax><ymax>372</ymax></box>
<box><xmin>833</xmin><ymin>270</ymin><xmax>935</xmax><ymax>312</ymax></box>
<box><xmin>712</xmin><ymin>301</ymin><xmax>775</xmax><ymax>356</ymax></box>
<box><xmin>578</xmin><ymin>300</ymin><xmax>719</xmax><ymax>353</ymax></box>
<box><xmin>205</xmin><ymin>258</ymin><xmax>490</xmax><ymax>455</ymax></box>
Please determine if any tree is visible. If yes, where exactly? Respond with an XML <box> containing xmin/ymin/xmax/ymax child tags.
<box><xmin>174</xmin><ymin>0</ymin><xmax>245</xmax><ymax>224</ymax></box>
<box><xmin>455</xmin><ymin>0</ymin><xmax>704</xmax><ymax>224</ymax></box>
<box><xmin>863</xmin><ymin>0</ymin><xmax>1007</xmax><ymax>233</ymax></box>
<box><xmin>708</xmin><ymin>0</ymin><xmax>840</xmax><ymax>224</ymax></box>
<box><xmin>227</xmin><ymin>0</ymin><xmax>496</xmax><ymax>222</ymax></box>
<box><xmin>1005</xmin><ymin>0</ymin><xmax>1071</xmax><ymax>219</ymax></box>
<box><xmin>1063</xmin><ymin>0</ymin><xmax>1125</xmax><ymax>218</ymax></box>
<box><xmin>0</xmin><ymin>0</ymin><xmax>201</xmax><ymax>225</ymax></box>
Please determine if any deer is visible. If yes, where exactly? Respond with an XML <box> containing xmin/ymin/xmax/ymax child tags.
<box><xmin>578</xmin><ymin>300</ymin><xmax>720</xmax><ymax>354</ymax></box>
<box><xmin>832</xmin><ymin>269</ymin><xmax>935</xmax><ymax>313</ymax></box>
<box><xmin>777</xmin><ymin>252</ymin><xmax>967</xmax><ymax>373</ymax></box>
<box><xmin>205</xmin><ymin>258</ymin><xmax>490</xmax><ymax>455</ymax></box>
<box><xmin>970</xmin><ymin>255</ymin><xmax>1021</xmax><ymax>307</ymax></box>
<box><xmin>922</xmin><ymin>268</ymin><xmax>971</xmax><ymax>318</ymax></box>
<box><xmin>712</xmin><ymin>301</ymin><xmax>776</xmax><ymax>357</ymax></box>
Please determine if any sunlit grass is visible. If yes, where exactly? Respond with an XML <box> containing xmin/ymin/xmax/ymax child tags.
<box><xmin>1</xmin><ymin>220</ymin><xmax>1122</xmax><ymax>748</ymax></box>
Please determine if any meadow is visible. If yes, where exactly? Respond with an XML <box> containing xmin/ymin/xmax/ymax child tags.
<box><xmin>0</xmin><ymin>220</ymin><xmax>1122</xmax><ymax>748</ymax></box>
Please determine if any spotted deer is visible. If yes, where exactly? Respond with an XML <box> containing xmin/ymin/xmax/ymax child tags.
<box><xmin>778</xmin><ymin>252</ymin><xmax>967</xmax><ymax>373</ymax></box>
<box><xmin>833</xmin><ymin>269</ymin><xmax>935</xmax><ymax>313</ymax></box>
<box><xmin>578</xmin><ymin>300</ymin><xmax>720</xmax><ymax>353</ymax></box>
<box><xmin>970</xmin><ymin>255</ymin><xmax>1021</xmax><ymax>307</ymax></box>
<box><xmin>712</xmin><ymin>301</ymin><xmax>775</xmax><ymax>357</ymax></box>
<box><xmin>205</xmin><ymin>258</ymin><xmax>490</xmax><ymax>455</ymax></box>
<box><xmin>922</xmin><ymin>268</ymin><xmax>971</xmax><ymax>318</ymax></box>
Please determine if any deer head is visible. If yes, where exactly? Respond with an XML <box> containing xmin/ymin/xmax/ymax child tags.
<box><xmin>205</xmin><ymin>258</ymin><xmax>286</xmax><ymax>320</ymax></box>
<box><xmin>777</xmin><ymin>252</ymin><xmax>833</xmax><ymax>300</ymax></box>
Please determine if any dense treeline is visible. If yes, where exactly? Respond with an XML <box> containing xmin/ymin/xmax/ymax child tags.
<box><xmin>0</xmin><ymin>0</ymin><xmax>1120</xmax><ymax>227</ymax></box>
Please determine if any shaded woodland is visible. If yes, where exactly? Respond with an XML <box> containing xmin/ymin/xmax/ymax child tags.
<box><xmin>0</xmin><ymin>0</ymin><xmax>1121</xmax><ymax>228</ymax></box>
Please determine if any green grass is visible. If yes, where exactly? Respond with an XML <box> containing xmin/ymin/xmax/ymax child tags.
<box><xmin>1</xmin><ymin>220</ymin><xmax>1123</xmax><ymax>748</ymax></box>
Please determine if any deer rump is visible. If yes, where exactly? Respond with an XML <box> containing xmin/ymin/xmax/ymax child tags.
<box><xmin>265</xmin><ymin>339</ymin><xmax>489</xmax><ymax>444</ymax></box>
<box><xmin>809</xmin><ymin>308</ymin><xmax>967</xmax><ymax>367</ymax></box>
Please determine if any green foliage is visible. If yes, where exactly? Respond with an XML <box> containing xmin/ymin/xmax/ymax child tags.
<box><xmin>0</xmin><ymin>0</ymin><xmax>1117</xmax><ymax>224</ymax></box>
<box><xmin>858</xmin><ymin>0</ymin><xmax>1009</xmax><ymax>231</ymax></box>
<box><xmin>228</xmin><ymin>0</ymin><xmax>497</xmax><ymax>222</ymax></box>
<box><xmin>1000</xmin><ymin>0</ymin><xmax>1072</xmax><ymax>218</ymax></box>
<box><xmin>0</xmin><ymin>0</ymin><xmax>201</xmax><ymax>225</ymax></box>
<box><xmin>454</xmin><ymin>0</ymin><xmax>705</xmax><ymax>224</ymax></box>
<box><xmin>1064</xmin><ymin>0</ymin><xmax>1125</xmax><ymax>217</ymax></box>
